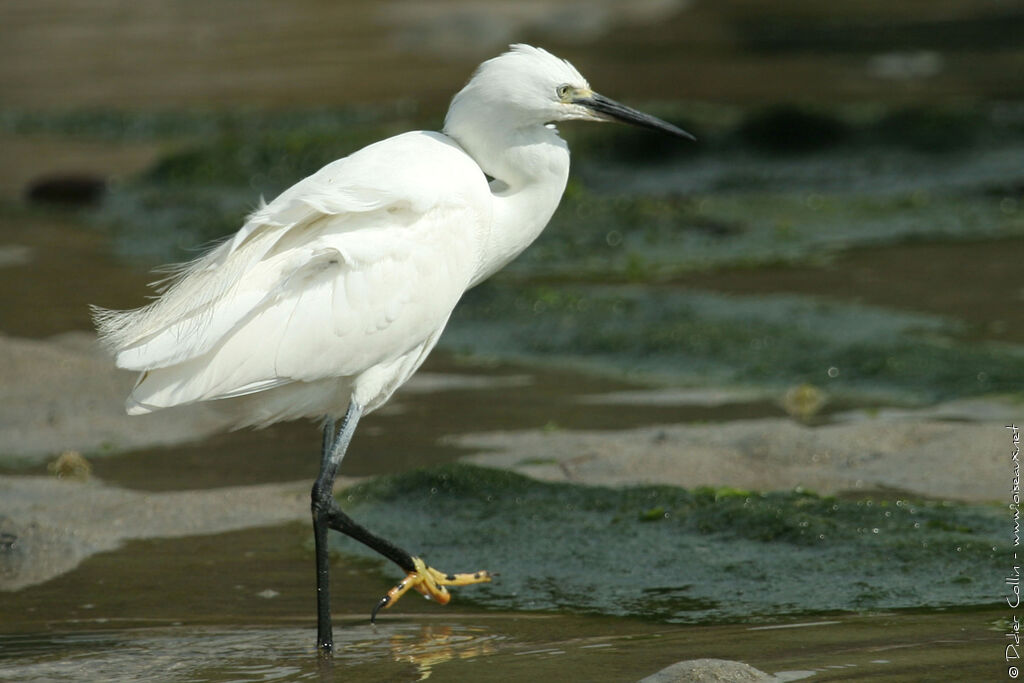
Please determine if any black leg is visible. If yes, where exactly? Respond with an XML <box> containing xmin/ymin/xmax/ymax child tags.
<box><xmin>324</xmin><ymin>503</ymin><xmax>416</xmax><ymax>572</ymax></box>
<box><xmin>311</xmin><ymin>405</ymin><xmax>359</xmax><ymax>653</ymax></box>
<box><xmin>321</xmin><ymin>416</ymin><xmax>336</xmax><ymax>457</ymax></box>
<box><xmin>310</xmin><ymin>400</ymin><xmax>417</xmax><ymax>653</ymax></box>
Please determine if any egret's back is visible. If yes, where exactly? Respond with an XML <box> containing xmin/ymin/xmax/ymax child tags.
<box><xmin>95</xmin><ymin>131</ymin><xmax>492</xmax><ymax>426</ymax></box>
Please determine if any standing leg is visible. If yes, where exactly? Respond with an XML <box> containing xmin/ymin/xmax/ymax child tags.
<box><xmin>311</xmin><ymin>403</ymin><xmax>361</xmax><ymax>653</ymax></box>
<box><xmin>321</xmin><ymin>416</ymin><xmax>336</xmax><ymax>460</ymax></box>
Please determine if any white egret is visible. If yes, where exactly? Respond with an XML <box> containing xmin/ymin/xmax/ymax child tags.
<box><xmin>93</xmin><ymin>44</ymin><xmax>693</xmax><ymax>652</ymax></box>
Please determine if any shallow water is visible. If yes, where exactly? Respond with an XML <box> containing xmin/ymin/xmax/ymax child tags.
<box><xmin>671</xmin><ymin>239</ymin><xmax>1024</xmax><ymax>345</ymax></box>
<box><xmin>0</xmin><ymin>610</ymin><xmax>1008</xmax><ymax>682</ymax></box>
<box><xmin>0</xmin><ymin>522</ymin><xmax>1007</xmax><ymax>681</ymax></box>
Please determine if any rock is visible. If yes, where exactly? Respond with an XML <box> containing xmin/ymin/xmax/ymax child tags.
<box><xmin>24</xmin><ymin>173</ymin><xmax>106</xmax><ymax>206</ymax></box>
<box><xmin>638</xmin><ymin>658</ymin><xmax>773</xmax><ymax>682</ymax></box>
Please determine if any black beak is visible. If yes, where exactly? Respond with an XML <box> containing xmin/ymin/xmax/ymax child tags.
<box><xmin>574</xmin><ymin>92</ymin><xmax>696</xmax><ymax>141</ymax></box>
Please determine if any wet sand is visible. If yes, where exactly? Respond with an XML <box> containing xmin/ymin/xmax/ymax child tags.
<box><xmin>455</xmin><ymin>403</ymin><xmax>1014</xmax><ymax>502</ymax></box>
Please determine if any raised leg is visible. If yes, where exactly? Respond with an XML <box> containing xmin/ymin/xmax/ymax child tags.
<box><xmin>371</xmin><ymin>557</ymin><xmax>493</xmax><ymax>621</ymax></box>
<box><xmin>311</xmin><ymin>399</ymin><xmax>491</xmax><ymax>654</ymax></box>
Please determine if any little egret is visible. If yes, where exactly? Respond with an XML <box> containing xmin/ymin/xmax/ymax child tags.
<box><xmin>94</xmin><ymin>44</ymin><xmax>693</xmax><ymax>652</ymax></box>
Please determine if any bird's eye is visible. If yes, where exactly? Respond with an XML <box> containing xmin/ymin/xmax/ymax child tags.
<box><xmin>556</xmin><ymin>84</ymin><xmax>572</xmax><ymax>100</ymax></box>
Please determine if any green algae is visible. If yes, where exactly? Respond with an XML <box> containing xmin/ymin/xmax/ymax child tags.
<box><xmin>333</xmin><ymin>464</ymin><xmax>1006</xmax><ymax>622</ymax></box>
<box><xmin>444</xmin><ymin>284</ymin><xmax>1024</xmax><ymax>404</ymax></box>
<box><xmin>736</xmin><ymin>104</ymin><xmax>852</xmax><ymax>154</ymax></box>
<box><xmin>0</xmin><ymin>107</ymin><xmax>417</xmax><ymax>144</ymax></box>
<box><xmin>513</xmin><ymin>161</ymin><xmax>1024</xmax><ymax>281</ymax></box>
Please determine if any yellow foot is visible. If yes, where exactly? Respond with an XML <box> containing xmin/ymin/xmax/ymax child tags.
<box><xmin>371</xmin><ymin>556</ymin><xmax>491</xmax><ymax>621</ymax></box>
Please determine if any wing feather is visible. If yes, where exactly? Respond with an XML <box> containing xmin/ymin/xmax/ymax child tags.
<box><xmin>96</xmin><ymin>131</ymin><xmax>491</xmax><ymax>415</ymax></box>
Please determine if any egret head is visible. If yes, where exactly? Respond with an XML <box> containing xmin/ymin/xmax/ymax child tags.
<box><xmin>445</xmin><ymin>44</ymin><xmax>694</xmax><ymax>142</ymax></box>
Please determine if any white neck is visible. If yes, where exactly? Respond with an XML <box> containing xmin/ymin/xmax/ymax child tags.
<box><xmin>445</xmin><ymin>122</ymin><xmax>570</xmax><ymax>287</ymax></box>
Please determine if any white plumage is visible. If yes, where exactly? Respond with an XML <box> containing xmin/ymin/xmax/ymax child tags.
<box><xmin>95</xmin><ymin>45</ymin><xmax>623</xmax><ymax>426</ymax></box>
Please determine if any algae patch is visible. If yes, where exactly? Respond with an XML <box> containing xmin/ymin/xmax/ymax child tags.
<box><xmin>445</xmin><ymin>285</ymin><xmax>1024</xmax><ymax>403</ymax></box>
<box><xmin>513</xmin><ymin>171</ymin><xmax>1024</xmax><ymax>281</ymax></box>
<box><xmin>333</xmin><ymin>464</ymin><xmax>1004</xmax><ymax>623</ymax></box>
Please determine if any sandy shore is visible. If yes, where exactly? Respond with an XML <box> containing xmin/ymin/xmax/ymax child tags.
<box><xmin>0</xmin><ymin>476</ymin><xmax>316</xmax><ymax>591</ymax></box>
<box><xmin>0</xmin><ymin>332</ymin><xmax>227</xmax><ymax>463</ymax></box>
<box><xmin>453</xmin><ymin>409</ymin><xmax>1012</xmax><ymax>503</ymax></box>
